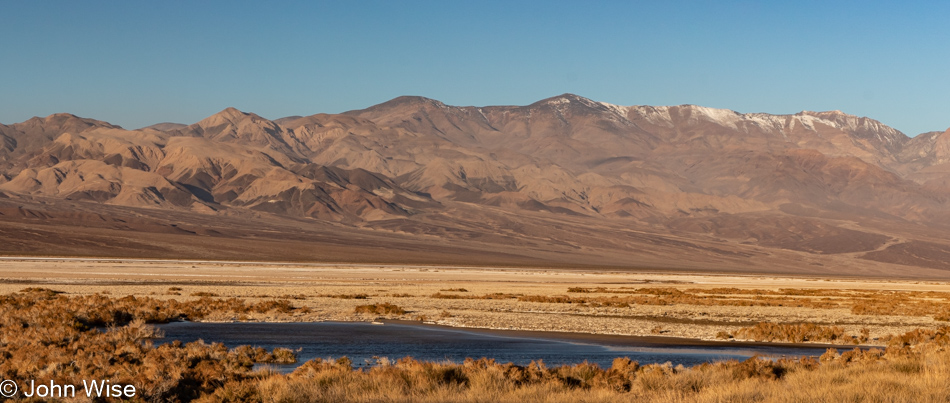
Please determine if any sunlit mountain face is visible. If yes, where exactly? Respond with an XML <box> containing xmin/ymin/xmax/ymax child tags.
<box><xmin>2</xmin><ymin>94</ymin><xmax>950</xmax><ymax>276</ymax></box>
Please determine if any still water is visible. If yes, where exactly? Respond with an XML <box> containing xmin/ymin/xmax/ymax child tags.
<box><xmin>158</xmin><ymin>322</ymin><xmax>832</xmax><ymax>371</ymax></box>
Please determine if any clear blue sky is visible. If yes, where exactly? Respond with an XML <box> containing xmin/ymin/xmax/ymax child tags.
<box><xmin>1</xmin><ymin>1</ymin><xmax>947</xmax><ymax>135</ymax></box>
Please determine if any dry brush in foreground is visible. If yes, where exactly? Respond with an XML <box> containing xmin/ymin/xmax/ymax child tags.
<box><xmin>4</xmin><ymin>289</ymin><xmax>950</xmax><ymax>402</ymax></box>
<box><xmin>0</xmin><ymin>288</ymin><xmax>303</xmax><ymax>402</ymax></box>
<box><xmin>199</xmin><ymin>343</ymin><xmax>950</xmax><ymax>403</ymax></box>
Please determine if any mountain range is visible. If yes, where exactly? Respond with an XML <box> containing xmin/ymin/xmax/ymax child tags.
<box><xmin>3</xmin><ymin>94</ymin><xmax>950</xmax><ymax>277</ymax></box>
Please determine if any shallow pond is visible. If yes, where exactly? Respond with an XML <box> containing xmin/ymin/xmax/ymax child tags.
<box><xmin>158</xmin><ymin>321</ymin><xmax>833</xmax><ymax>372</ymax></box>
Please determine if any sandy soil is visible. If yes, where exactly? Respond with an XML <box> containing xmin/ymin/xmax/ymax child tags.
<box><xmin>0</xmin><ymin>257</ymin><xmax>945</xmax><ymax>344</ymax></box>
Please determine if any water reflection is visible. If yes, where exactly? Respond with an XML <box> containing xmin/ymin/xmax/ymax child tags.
<box><xmin>157</xmin><ymin>322</ymin><xmax>831</xmax><ymax>372</ymax></box>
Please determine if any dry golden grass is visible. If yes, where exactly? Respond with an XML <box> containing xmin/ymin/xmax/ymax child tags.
<box><xmin>196</xmin><ymin>343</ymin><xmax>950</xmax><ymax>403</ymax></box>
<box><xmin>728</xmin><ymin>322</ymin><xmax>871</xmax><ymax>344</ymax></box>
<box><xmin>881</xmin><ymin>326</ymin><xmax>950</xmax><ymax>347</ymax></box>
<box><xmin>0</xmin><ymin>288</ymin><xmax>307</xmax><ymax>402</ymax></box>
<box><xmin>5</xmin><ymin>288</ymin><xmax>950</xmax><ymax>402</ymax></box>
<box><xmin>7</xmin><ymin>261</ymin><xmax>949</xmax><ymax>343</ymax></box>
<box><xmin>513</xmin><ymin>286</ymin><xmax>950</xmax><ymax>322</ymax></box>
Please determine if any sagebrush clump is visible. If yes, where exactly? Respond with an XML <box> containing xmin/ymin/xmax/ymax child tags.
<box><xmin>0</xmin><ymin>288</ymin><xmax>303</xmax><ymax>402</ymax></box>
<box><xmin>354</xmin><ymin>302</ymin><xmax>407</xmax><ymax>315</ymax></box>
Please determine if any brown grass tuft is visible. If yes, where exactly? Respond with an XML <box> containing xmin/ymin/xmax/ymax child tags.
<box><xmin>354</xmin><ymin>302</ymin><xmax>406</xmax><ymax>316</ymax></box>
<box><xmin>734</xmin><ymin>322</ymin><xmax>867</xmax><ymax>344</ymax></box>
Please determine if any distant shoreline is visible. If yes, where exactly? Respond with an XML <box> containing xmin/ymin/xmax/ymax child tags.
<box><xmin>361</xmin><ymin>319</ymin><xmax>883</xmax><ymax>350</ymax></box>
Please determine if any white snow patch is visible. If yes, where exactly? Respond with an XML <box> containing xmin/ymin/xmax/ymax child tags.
<box><xmin>688</xmin><ymin>105</ymin><xmax>742</xmax><ymax>128</ymax></box>
<box><xmin>798</xmin><ymin>114</ymin><xmax>817</xmax><ymax>131</ymax></box>
<box><xmin>476</xmin><ymin>107</ymin><xmax>489</xmax><ymax>122</ymax></box>
<box><xmin>744</xmin><ymin>113</ymin><xmax>787</xmax><ymax>135</ymax></box>
<box><xmin>599</xmin><ymin>102</ymin><xmax>630</xmax><ymax>119</ymax></box>
<box><xmin>620</xmin><ymin>105</ymin><xmax>901</xmax><ymax>144</ymax></box>
<box><xmin>630</xmin><ymin>106</ymin><xmax>674</xmax><ymax>127</ymax></box>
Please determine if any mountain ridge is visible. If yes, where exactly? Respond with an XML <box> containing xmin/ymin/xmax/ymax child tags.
<box><xmin>1</xmin><ymin>94</ymin><xmax>949</xmax><ymax>276</ymax></box>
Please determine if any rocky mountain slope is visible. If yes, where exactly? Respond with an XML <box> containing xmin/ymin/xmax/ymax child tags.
<box><xmin>2</xmin><ymin>94</ymin><xmax>949</xmax><ymax>277</ymax></box>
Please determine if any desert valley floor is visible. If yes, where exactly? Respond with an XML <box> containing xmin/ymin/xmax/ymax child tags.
<box><xmin>2</xmin><ymin>257</ymin><xmax>947</xmax><ymax>343</ymax></box>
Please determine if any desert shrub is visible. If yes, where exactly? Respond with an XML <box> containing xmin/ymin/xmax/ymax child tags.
<box><xmin>354</xmin><ymin>302</ymin><xmax>406</xmax><ymax>315</ymax></box>
<box><xmin>0</xmin><ymin>290</ymin><xmax>302</xmax><ymax>402</ymax></box>
<box><xmin>431</xmin><ymin>292</ymin><xmax>467</xmax><ymax>299</ymax></box>
<box><xmin>19</xmin><ymin>287</ymin><xmax>65</xmax><ymax>298</ymax></box>
<box><xmin>733</xmin><ymin>322</ymin><xmax>859</xmax><ymax>343</ymax></box>
<box><xmin>251</xmin><ymin>299</ymin><xmax>295</xmax><ymax>314</ymax></box>
<box><xmin>475</xmin><ymin>293</ymin><xmax>521</xmax><ymax>299</ymax></box>
<box><xmin>518</xmin><ymin>295</ymin><xmax>581</xmax><ymax>304</ymax></box>
<box><xmin>882</xmin><ymin>326</ymin><xmax>950</xmax><ymax>347</ymax></box>
<box><xmin>730</xmin><ymin>357</ymin><xmax>786</xmax><ymax>380</ymax></box>
<box><xmin>229</xmin><ymin>346</ymin><xmax>298</xmax><ymax>364</ymax></box>
<box><xmin>528</xmin><ymin>286</ymin><xmax>950</xmax><ymax>321</ymax></box>
<box><xmin>335</xmin><ymin>293</ymin><xmax>369</xmax><ymax>299</ymax></box>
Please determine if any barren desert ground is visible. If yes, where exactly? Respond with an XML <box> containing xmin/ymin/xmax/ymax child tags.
<box><xmin>2</xmin><ymin>257</ymin><xmax>947</xmax><ymax>344</ymax></box>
